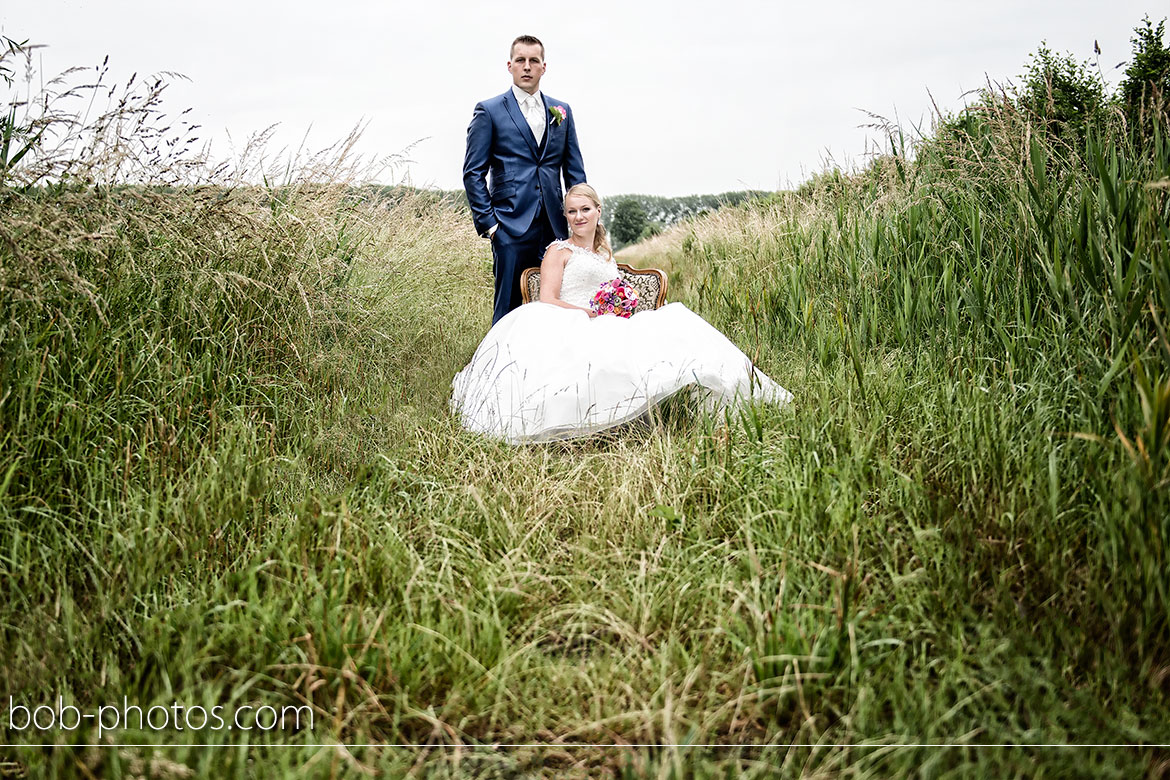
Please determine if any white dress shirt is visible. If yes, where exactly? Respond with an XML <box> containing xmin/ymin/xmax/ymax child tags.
<box><xmin>511</xmin><ymin>85</ymin><xmax>545</xmax><ymax>145</ymax></box>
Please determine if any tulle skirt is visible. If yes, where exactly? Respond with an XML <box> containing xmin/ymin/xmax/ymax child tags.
<box><xmin>451</xmin><ymin>302</ymin><xmax>792</xmax><ymax>443</ymax></box>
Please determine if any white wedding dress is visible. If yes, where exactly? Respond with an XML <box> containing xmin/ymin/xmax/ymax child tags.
<box><xmin>451</xmin><ymin>240</ymin><xmax>792</xmax><ymax>443</ymax></box>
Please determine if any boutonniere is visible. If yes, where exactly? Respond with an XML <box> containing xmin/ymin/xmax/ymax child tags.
<box><xmin>549</xmin><ymin>105</ymin><xmax>567</xmax><ymax>126</ymax></box>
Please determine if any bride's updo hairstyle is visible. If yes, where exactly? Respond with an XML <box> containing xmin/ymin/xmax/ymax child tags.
<box><xmin>564</xmin><ymin>183</ymin><xmax>614</xmax><ymax>261</ymax></box>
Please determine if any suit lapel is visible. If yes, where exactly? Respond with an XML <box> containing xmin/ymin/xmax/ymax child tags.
<box><xmin>538</xmin><ymin>94</ymin><xmax>561</xmax><ymax>161</ymax></box>
<box><xmin>503</xmin><ymin>91</ymin><xmax>539</xmax><ymax>159</ymax></box>
<box><xmin>537</xmin><ymin>94</ymin><xmax>552</xmax><ymax>161</ymax></box>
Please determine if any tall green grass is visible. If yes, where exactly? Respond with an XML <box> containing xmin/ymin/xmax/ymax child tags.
<box><xmin>2</xmin><ymin>39</ymin><xmax>1169</xmax><ymax>778</ymax></box>
<box><xmin>679</xmin><ymin>94</ymin><xmax>1170</xmax><ymax>664</ymax></box>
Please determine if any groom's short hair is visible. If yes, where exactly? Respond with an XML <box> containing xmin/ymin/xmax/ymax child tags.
<box><xmin>510</xmin><ymin>35</ymin><xmax>544</xmax><ymax>60</ymax></box>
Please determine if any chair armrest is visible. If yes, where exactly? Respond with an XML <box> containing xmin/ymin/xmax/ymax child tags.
<box><xmin>521</xmin><ymin>266</ymin><xmax>541</xmax><ymax>306</ymax></box>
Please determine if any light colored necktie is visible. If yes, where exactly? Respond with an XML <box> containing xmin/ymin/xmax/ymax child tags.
<box><xmin>524</xmin><ymin>96</ymin><xmax>545</xmax><ymax>144</ymax></box>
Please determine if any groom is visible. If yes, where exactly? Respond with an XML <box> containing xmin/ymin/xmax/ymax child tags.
<box><xmin>463</xmin><ymin>35</ymin><xmax>587</xmax><ymax>325</ymax></box>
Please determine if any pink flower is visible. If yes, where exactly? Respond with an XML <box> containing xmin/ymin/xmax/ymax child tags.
<box><xmin>590</xmin><ymin>277</ymin><xmax>639</xmax><ymax>318</ymax></box>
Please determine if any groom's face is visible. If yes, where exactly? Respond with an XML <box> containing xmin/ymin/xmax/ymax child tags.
<box><xmin>507</xmin><ymin>43</ymin><xmax>545</xmax><ymax>94</ymax></box>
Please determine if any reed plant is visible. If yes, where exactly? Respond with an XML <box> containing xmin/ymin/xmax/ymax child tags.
<box><xmin>2</xmin><ymin>35</ymin><xmax>1169</xmax><ymax>778</ymax></box>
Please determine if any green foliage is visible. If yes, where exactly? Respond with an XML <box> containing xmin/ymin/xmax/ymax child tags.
<box><xmin>637</xmin><ymin>221</ymin><xmax>663</xmax><ymax>242</ymax></box>
<box><xmin>1018</xmin><ymin>42</ymin><xmax>1108</xmax><ymax>143</ymax></box>
<box><xmin>794</xmin><ymin>166</ymin><xmax>849</xmax><ymax>199</ymax></box>
<box><xmin>604</xmin><ymin>191</ymin><xmax>768</xmax><ymax>248</ymax></box>
<box><xmin>676</xmin><ymin>86</ymin><xmax>1170</xmax><ymax>664</ymax></box>
<box><xmin>605</xmin><ymin>191</ymin><xmax>766</xmax><ymax>232</ymax></box>
<box><xmin>1119</xmin><ymin>16</ymin><xmax>1170</xmax><ymax>137</ymax></box>
<box><xmin>608</xmin><ymin>196</ymin><xmax>648</xmax><ymax>246</ymax></box>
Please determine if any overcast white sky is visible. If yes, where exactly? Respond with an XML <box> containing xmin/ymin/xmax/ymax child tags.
<box><xmin>1</xmin><ymin>1</ymin><xmax>1160</xmax><ymax>195</ymax></box>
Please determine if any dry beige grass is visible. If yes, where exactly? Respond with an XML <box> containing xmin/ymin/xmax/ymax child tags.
<box><xmin>614</xmin><ymin>227</ymin><xmax>688</xmax><ymax>273</ymax></box>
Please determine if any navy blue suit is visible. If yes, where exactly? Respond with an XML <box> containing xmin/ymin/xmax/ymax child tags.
<box><xmin>463</xmin><ymin>89</ymin><xmax>586</xmax><ymax>324</ymax></box>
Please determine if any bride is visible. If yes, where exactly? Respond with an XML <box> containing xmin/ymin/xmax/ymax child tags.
<box><xmin>451</xmin><ymin>184</ymin><xmax>792</xmax><ymax>443</ymax></box>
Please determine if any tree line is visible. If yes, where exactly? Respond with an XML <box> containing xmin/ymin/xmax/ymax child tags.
<box><xmin>602</xmin><ymin>191</ymin><xmax>769</xmax><ymax>248</ymax></box>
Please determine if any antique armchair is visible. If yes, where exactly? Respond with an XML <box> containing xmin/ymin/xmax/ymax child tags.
<box><xmin>520</xmin><ymin>263</ymin><xmax>668</xmax><ymax>313</ymax></box>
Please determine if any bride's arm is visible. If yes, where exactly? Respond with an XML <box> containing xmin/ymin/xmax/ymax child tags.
<box><xmin>538</xmin><ymin>246</ymin><xmax>597</xmax><ymax>316</ymax></box>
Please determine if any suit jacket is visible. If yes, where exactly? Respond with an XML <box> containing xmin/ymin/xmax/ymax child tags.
<box><xmin>463</xmin><ymin>90</ymin><xmax>586</xmax><ymax>239</ymax></box>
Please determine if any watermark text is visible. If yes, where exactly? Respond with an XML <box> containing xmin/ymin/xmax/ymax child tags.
<box><xmin>6</xmin><ymin>697</ymin><xmax>312</xmax><ymax>740</ymax></box>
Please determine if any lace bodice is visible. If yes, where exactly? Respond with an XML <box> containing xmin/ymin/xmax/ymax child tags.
<box><xmin>548</xmin><ymin>239</ymin><xmax>619</xmax><ymax>309</ymax></box>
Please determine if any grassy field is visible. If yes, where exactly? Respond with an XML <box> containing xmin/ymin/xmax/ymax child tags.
<box><xmin>3</xmin><ymin>39</ymin><xmax>1170</xmax><ymax>778</ymax></box>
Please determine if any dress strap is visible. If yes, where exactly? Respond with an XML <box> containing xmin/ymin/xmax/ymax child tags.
<box><xmin>546</xmin><ymin>238</ymin><xmax>573</xmax><ymax>253</ymax></box>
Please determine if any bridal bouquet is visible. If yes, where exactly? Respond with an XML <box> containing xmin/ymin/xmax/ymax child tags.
<box><xmin>591</xmin><ymin>277</ymin><xmax>639</xmax><ymax>318</ymax></box>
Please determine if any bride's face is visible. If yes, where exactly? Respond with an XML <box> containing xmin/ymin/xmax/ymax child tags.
<box><xmin>565</xmin><ymin>195</ymin><xmax>600</xmax><ymax>237</ymax></box>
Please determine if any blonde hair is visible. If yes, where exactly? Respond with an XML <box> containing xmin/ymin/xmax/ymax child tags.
<box><xmin>564</xmin><ymin>183</ymin><xmax>613</xmax><ymax>261</ymax></box>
